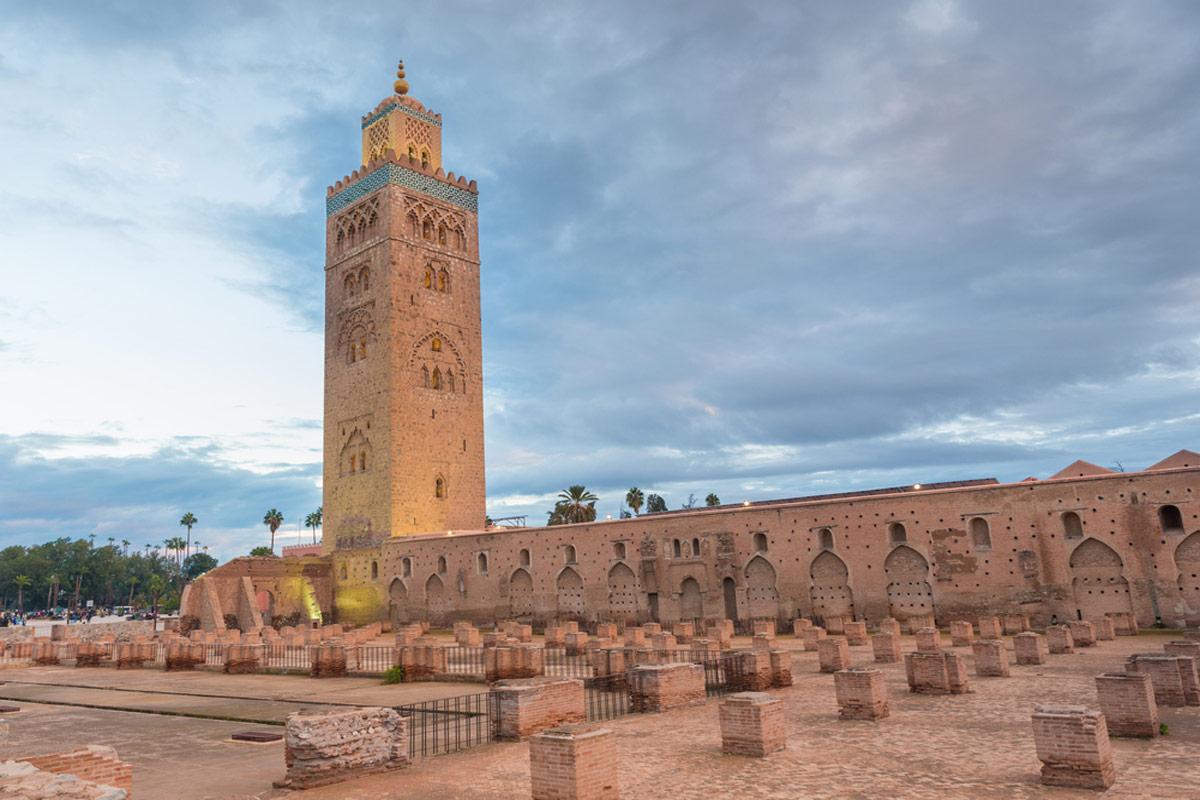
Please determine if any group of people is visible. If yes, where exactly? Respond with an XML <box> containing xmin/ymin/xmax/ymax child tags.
<box><xmin>0</xmin><ymin>606</ymin><xmax>123</xmax><ymax>627</ymax></box>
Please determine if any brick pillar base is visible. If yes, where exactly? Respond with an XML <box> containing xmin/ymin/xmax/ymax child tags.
<box><xmin>493</xmin><ymin>677</ymin><xmax>586</xmax><ymax>740</ymax></box>
<box><xmin>1125</xmin><ymin>653</ymin><xmax>1200</xmax><ymax>707</ymax></box>
<box><xmin>630</xmin><ymin>663</ymin><xmax>705</xmax><ymax>713</ymax></box>
<box><xmin>872</xmin><ymin>632</ymin><xmax>901</xmax><ymax>663</ymax></box>
<box><xmin>530</xmin><ymin>725</ymin><xmax>618</xmax><ymax>800</ymax></box>
<box><xmin>877</xmin><ymin>618</ymin><xmax>901</xmax><ymax>637</ymax></box>
<box><xmin>1031</xmin><ymin>706</ymin><xmax>1115</xmax><ymax>790</ymax></box>
<box><xmin>1095</xmin><ymin>672</ymin><xmax>1159</xmax><ymax>737</ymax></box>
<box><xmin>915</xmin><ymin>627</ymin><xmax>942</xmax><ymax>652</ymax></box>
<box><xmin>735</xmin><ymin>650</ymin><xmax>773</xmax><ymax>692</ymax></box>
<box><xmin>311</xmin><ymin>645</ymin><xmax>348</xmax><ymax>678</ymax></box>
<box><xmin>835</xmin><ymin>668</ymin><xmax>889</xmax><ymax>720</ymax></box>
<box><xmin>844</xmin><ymin>622</ymin><xmax>868</xmax><ymax>646</ymax></box>
<box><xmin>904</xmin><ymin>651</ymin><xmax>971</xmax><ymax>694</ymax></box>
<box><xmin>972</xmin><ymin>639</ymin><xmax>1010</xmax><ymax>677</ymax></box>
<box><xmin>1013</xmin><ymin>632</ymin><xmax>1047</xmax><ymax>665</ymax></box>
<box><xmin>978</xmin><ymin>616</ymin><xmax>1002</xmax><ymax>640</ymax></box>
<box><xmin>818</xmin><ymin>637</ymin><xmax>851</xmax><ymax>673</ymax></box>
<box><xmin>1070</xmin><ymin>621</ymin><xmax>1097</xmax><ymax>647</ymax></box>
<box><xmin>1092</xmin><ymin>617</ymin><xmax>1116</xmax><ymax>641</ymax></box>
<box><xmin>950</xmin><ymin>621</ymin><xmax>975</xmax><ymax>648</ymax></box>
<box><xmin>769</xmin><ymin>650</ymin><xmax>793</xmax><ymax>687</ymax></box>
<box><xmin>802</xmin><ymin>627</ymin><xmax>827</xmax><ymax>651</ymax></box>
<box><xmin>720</xmin><ymin>692</ymin><xmax>786</xmax><ymax>756</ymax></box>
<box><xmin>1002</xmin><ymin>614</ymin><xmax>1031</xmax><ymax>635</ymax></box>
<box><xmin>1108</xmin><ymin>612</ymin><xmax>1139</xmax><ymax>636</ymax></box>
<box><xmin>1047</xmin><ymin>626</ymin><xmax>1074</xmax><ymax>655</ymax></box>
<box><xmin>276</xmin><ymin>707</ymin><xmax>408</xmax><ymax>789</ymax></box>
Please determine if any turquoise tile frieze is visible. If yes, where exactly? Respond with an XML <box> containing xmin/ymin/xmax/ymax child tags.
<box><xmin>361</xmin><ymin>102</ymin><xmax>443</xmax><ymax>130</ymax></box>
<box><xmin>326</xmin><ymin>164</ymin><xmax>477</xmax><ymax>216</ymax></box>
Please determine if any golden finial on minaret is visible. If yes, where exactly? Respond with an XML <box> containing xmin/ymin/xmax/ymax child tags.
<box><xmin>393</xmin><ymin>59</ymin><xmax>409</xmax><ymax>96</ymax></box>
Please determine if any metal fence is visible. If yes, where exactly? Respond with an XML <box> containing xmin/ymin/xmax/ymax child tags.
<box><xmin>443</xmin><ymin>645</ymin><xmax>485</xmax><ymax>676</ymax></box>
<box><xmin>583</xmin><ymin>673</ymin><xmax>630</xmax><ymax>721</ymax></box>
<box><xmin>397</xmin><ymin>691</ymin><xmax>498</xmax><ymax>759</ymax></box>
<box><xmin>354</xmin><ymin>645</ymin><xmax>395</xmax><ymax>674</ymax></box>
<box><xmin>543</xmin><ymin>647</ymin><xmax>593</xmax><ymax>678</ymax></box>
<box><xmin>700</xmin><ymin>653</ymin><xmax>744</xmax><ymax>698</ymax></box>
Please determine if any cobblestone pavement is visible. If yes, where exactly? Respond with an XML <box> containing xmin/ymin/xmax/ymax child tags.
<box><xmin>251</xmin><ymin>631</ymin><xmax>1200</xmax><ymax>800</ymax></box>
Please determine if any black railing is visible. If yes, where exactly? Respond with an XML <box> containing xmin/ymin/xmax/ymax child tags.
<box><xmin>543</xmin><ymin>646</ymin><xmax>593</xmax><ymax>678</ymax></box>
<box><xmin>444</xmin><ymin>645</ymin><xmax>485</xmax><ymax>675</ymax></box>
<box><xmin>397</xmin><ymin>691</ymin><xmax>498</xmax><ymax>759</ymax></box>
<box><xmin>262</xmin><ymin>644</ymin><xmax>312</xmax><ymax>671</ymax></box>
<box><xmin>700</xmin><ymin>653</ymin><xmax>744</xmax><ymax>698</ymax></box>
<box><xmin>583</xmin><ymin>673</ymin><xmax>630</xmax><ymax>721</ymax></box>
<box><xmin>355</xmin><ymin>645</ymin><xmax>395</xmax><ymax>674</ymax></box>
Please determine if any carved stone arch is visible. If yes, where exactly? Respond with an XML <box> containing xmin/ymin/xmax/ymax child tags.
<box><xmin>358</xmin><ymin>265</ymin><xmax>371</xmax><ymax>291</ymax></box>
<box><xmin>744</xmin><ymin>555</ymin><xmax>779</xmax><ymax>619</ymax></box>
<box><xmin>338</xmin><ymin>427</ymin><xmax>373</xmax><ymax>476</ymax></box>
<box><xmin>809</xmin><ymin>550</ymin><xmax>854</xmax><ymax>623</ymax></box>
<box><xmin>606</xmin><ymin>562</ymin><xmax>639</xmax><ymax>621</ymax></box>
<box><xmin>424</xmin><ymin>574</ymin><xmax>445</xmax><ymax>622</ymax></box>
<box><xmin>1070</xmin><ymin>537</ymin><xmax>1132</xmax><ymax>620</ymax></box>
<box><xmin>509</xmin><ymin>568</ymin><xmax>534</xmax><ymax>618</ymax></box>
<box><xmin>412</xmin><ymin>328</ymin><xmax>468</xmax><ymax>376</ymax></box>
<box><xmin>556</xmin><ymin>566</ymin><xmax>586</xmax><ymax>617</ymax></box>
<box><xmin>388</xmin><ymin>578</ymin><xmax>408</xmax><ymax>627</ymax></box>
<box><xmin>884</xmin><ymin>545</ymin><xmax>932</xmax><ymax>621</ymax></box>
<box><xmin>337</xmin><ymin>307</ymin><xmax>378</xmax><ymax>351</ymax></box>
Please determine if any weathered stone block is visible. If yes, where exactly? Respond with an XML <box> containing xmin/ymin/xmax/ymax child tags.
<box><xmin>818</xmin><ymin>637</ymin><xmax>851</xmax><ymax>673</ymax></box>
<box><xmin>1014</xmin><ymin>632</ymin><xmax>1047</xmax><ymax>665</ymax></box>
<box><xmin>720</xmin><ymin>692</ymin><xmax>786</xmax><ymax>756</ymax></box>
<box><xmin>1031</xmin><ymin>706</ymin><xmax>1115</xmax><ymax>790</ymax></box>
<box><xmin>972</xmin><ymin>639</ymin><xmax>1010</xmax><ymax>677</ymax></box>
<box><xmin>835</xmin><ymin>667</ymin><xmax>889</xmax><ymax>720</ymax></box>
<box><xmin>872</xmin><ymin>632</ymin><xmax>901</xmax><ymax>663</ymax></box>
<box><xmin>277</xmin><ymin>707</ymin><xmax>408</xmax><ymax>789</ymax></box>
<box><xmin>1095</xmin><ymin>672</ymin><xmax>1159</xmax><ymax>737</ymax></box>
<box><xmin>630</xmin><ymin>663</ymin><xmax>704</xmax><ymax>713</ymax></box>
<box><xmin>529</xmin><ymin>725</ymin><xmax>618</xmax><ymax>800</ymax></box>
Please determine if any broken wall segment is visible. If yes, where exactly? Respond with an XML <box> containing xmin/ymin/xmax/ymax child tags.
<box><xmin>630</xmin><ymin>663</ymin><xmax>705</xmax><ymax>713</ymax></box>
<box><xmin>493</xmin><ymin>677</ymin><xmax>586</xmax><ymax>740</ymax></box>
<box><xmin>277</xmin><ymin>707</ymin><xmax>408</xmax><ymax>789</ymax></box>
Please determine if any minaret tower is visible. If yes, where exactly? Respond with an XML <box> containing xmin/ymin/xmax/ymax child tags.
<box><xmin>322</xmin><ymin>60</ymin><xmax>485</xmax><ymax>552</ymax></box>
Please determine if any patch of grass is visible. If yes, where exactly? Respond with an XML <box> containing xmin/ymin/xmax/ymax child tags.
<box><xmin>1160</xmin><ymin>722</ymin><xmax>1169</xmax><ymax>736</ymax></box>
<box><xmin>381</xmin><ymin>666</ymin><xmax>405</xmax><ymax>685</ymax></box>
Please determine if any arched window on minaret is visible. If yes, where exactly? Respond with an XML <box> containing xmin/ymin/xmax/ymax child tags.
<box><xmin>431</xmin><ymin>338</ymin><xmax>441</xmax><ymax>352</ymax></box>
<box><xmin>438</xmin><ymin>224</ymin><xmax>446</xmax><ymax>245</ymax></box>
<box><xmin>359</xmin><ymin>339</ymin><xmax>367</xmax><ymax>360</ymax></box>
<box><xmin>436</xmin><ymin>477</ymin><xmax>445</xmax><ymax>499</ymax></box>
<box><xmin>360</xmin><ymin>268</ymin><xmax>369</xmax><ymax>291</ymax></box>
<box><xmin>348</xmin><ymin>343</ymin><xmax>356</xmax><ymax>364</ymax></box>
<box><xmin>446</xmin><ymin>370</ymin><xmax>455</xmax><ymax>393</ymax></box>
<box><xmin>421</xmin><ymin>150</ymin><xmax>429</xmax><ymax>168</ymax></box>
<box><xmin>350</xmin><ymin>453</ymin><xmax>357</xmax><ymax>473</ymax></box>
<box><xmin>408</xmin><ymin>144</ymin><xmax>416</xmax><ymax>161</ymax></box>
<box><xmin>432</xmin><ymin>367</ymin><xmax>441</xmax><ymax>390</ymax></box>
<box><xmin>360</xmin><ymin>450</ymin><xmax>367</xmax><ymax>471</ymax></box>
<box><xmin>437</xmin><ymin>271</ymin><xmax>446</xmax><ymax>292</ymax></box>
<box><xmin>424</xmin><ymin>268</ymin><xmax>432</xmax><ymax>288</ymax></box>
<box><xmin>336</xmin><ymin>228</ymin><xmax>345</xmax><ymax>253</ymax></box>
<box><xmin>421</xmin><ymin>365</ymin><xmax>429</xmax><ymax>387</ymax></box>
<box><xmin>422</xmin><ymin>220</ymin><xmax>431</xmax><ymax>240</ymax></box>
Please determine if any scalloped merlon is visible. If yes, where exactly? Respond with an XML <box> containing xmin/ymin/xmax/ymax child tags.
<box><xmin>326</xmin><ymin>149</ymin><xmax>479</xmax><ymax>201</ymax></box>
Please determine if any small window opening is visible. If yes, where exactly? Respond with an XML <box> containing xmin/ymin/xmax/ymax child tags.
<box><xmin>1160</xmin><ymin>505</ymin><xmax>1185</xmax><ymax>535</ymax></box>
<box><xmin>673</xmin><ymin>539</ymin><xmax>682</xmax><ymax>558</ymax></box>
<box><xmin>477</xmin><ymin>552</ymin><xmax>488</xmax><ymax>575</ymax></box>
<box><xmin>1062</xmin><ymin>512</ymin><xmax>1083</xmax><ymax>539</ymax></box>
<box><xmin>970</xmin><ymin>517</ymin><xmax>991</xmax><ymax>548</ymax></box>
<box><xmin>818</xmin><ymin>528</ymin><xmax>833</xmax><ymax>550</ymax></box>
<box><xmin>614</xmin><ymin>542</ymin><xmax>626</xmax><ymax>560</ymax></box>
<box><xmin>753</xmin><ymin>532</ymin><xmax>768</xmax><ymax>552</ymax></box>
<box><xmin>371</xmin><ymin>561</ymin><xmax>378</xmax><ymax>579</ymax></box>
<box><xmin>888</xmin><ymin>523</ymin><xmax>907</xmax><ymax>545</ymax></box>
<box><xmin>435</xmin><ymin>477</ymin><xmax>445</xmax><ymax>499</ymax></box>
<box><xmin>519</xmin><ymin>548</ymin><xmax>530</xmax><ymax>568</ymax></box>
<box><xmin>565</xmin><ymin>544</ymin><xmax>577</xmax><ymax>563</ymax></box>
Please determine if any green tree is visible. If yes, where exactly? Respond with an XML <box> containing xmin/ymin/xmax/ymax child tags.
<box><xmin>625</xmin><ymin>487</ymin><xmax>645</xmax><ymax>516</ymax></box>
<box><xmin>646</xmin><ymin>493</ymin><xmax>667</xmax><ymax>513</ymax></box>
<box><xmin>179</xmin><ymin>512</ymin><xmax>197</xmax><ymax>561</ymax></box>
<box><xmin>14</xmin><ymin>574</ymin><xmax>30</xmax><ymax>613</ymax></box>
<box><xmin>147</xmin><ymin>574</ymin><xmax>166</xmax><ymax>617</ymax></box>
<box><xmin>121</xmin><ymin>540</ymin><xmax>130</xmax><ymax>557</ymax></box>
<box><xmin>705</xmin><ymin>493</ymin><xmax>720</xmax><ymax>506</ymax></box>
<box><xmin>263</xmin><ymin>509</ymin><xmax>284</xmax><ymax>553</ymax></box>
<box><xmin>249</xmin><ymin>545</ymin><xmax>275</xmax><ymax>557</ymax></box>
<box><xmin>182</xmin><ymin>553</ymin><xmax>218</xmax><ymax>580</ymax></box>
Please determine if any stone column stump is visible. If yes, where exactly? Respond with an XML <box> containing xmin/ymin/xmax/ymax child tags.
<box><xmin>1047</xmin><ymin>626</ymin><xmax>1074</xmax><ymax>655</ymax></box>
<box><xmin>844</xmin><ymin>621</ymin><xmax>869</xmax><ymax>646</ymax></box>
<box><xmin>872</xmin><ymin>632</ymin><xmax>902</xmax><ymax>664</ymax></box>
<box><xmin>835</xmin><ymin>667</ymin><xmax>889</xmax><ymax>720</ymax></box>
<box><xmin>1070</xmin><ymin>621</ymin><xmax>1097</xmax><ymax>647</ymax></box>
<box><xmin>529</xmin><ymin>725</ymin><xmax>618</xmax><ymax>800</ymax></box>
<box><xmin>802</xmin><ymin>627</ymin><xmax>827</xmax><ymax>651</ymax></box>
<box><xmin>1095</xmin><ymin>672</ymin><xmax>1159</xmax><ymax>737</ymax></box>
<box><xmin>818</xmin><ymin>637</ymin><xmax>851</xmax><ymax>673</ymax></box>
<box><xmin>630</xmin><ymin>663</ymin><xmax>705</xmax><ymax>713</ymax></box>
<box><xmin>1014</xmin><ymin>632</ymin><xmax>1048</xmax><ymax>665</ymax></box>
<box><xmin>1031</xmin><ymin>706</ymin><xmax>1115</xmax><ymax>790</ymax></box>
<box><xmin>950</xmin><ymin>621</ymin><xmax>974</xmax><ymax>647</ymax></box>
<box><xmin>972</xmin><ymin>639</ymin><xmax>1010</xmax><ymax>677</ymax></box>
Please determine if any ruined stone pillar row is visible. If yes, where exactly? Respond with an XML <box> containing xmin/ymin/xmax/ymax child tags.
<box><xmin>1014</xmin><ymin>632</ymin><xmax>1047</xmax><ymax>665</ymax></box>
<box><xmin>1047</xmin><ymin>626</ymin><xmax>1075</xmax><ymax>655</ymax></box>
<box><xmin>1031</xmin><ymin>706</ymin><xmax>1115</xmax><ymax>790</ymax></box>
<box><xmin>835</xmin><ymin>667</ymin><xmax>890</xmax><ymax>720</ymax></box>
<box><xmin>818</xmin><ymin>637</ymin><xmax>851</xmax><ymax>673</ymax></box>
<box><xmin>1002</xmin><ymin>614</ymin><xmax>1031</xmax><ymax>635</ymax></box>
<box><xmin>1070</xmin><ymin>621</ymin><xmax>1097</xmax><ymax>647</ymax></box>
<box><xmin>904</xmin><ymin>651</ymin><xmax>970</xmax><ymax>695</ymax></box>
<box><xmin>950</xmin><ymin>621</ymin><xmax>974</xmax><ymax>648</ymax></box>
<box><xmin>630</xmin><ymin>663</ymin><xmax>705</xmax><ymax>713</ymax></box>
<box><xmin>1095</xmin><ymin>672</ymin><xmax>1159</xmax><ymax>737</ymax></box>
<box><xmin>916</xmin><ymin>627</ymin><xmax>942</xmax><ymax>652</ymax></box>
<box><xmin>529</xmin><ymin>725</ymin><xmax>618</xmax><ymax>800</ymax></box>
<box><xmin>719</xmin><ymin>692</ymin><xmax>787</xmax><ymax>756</ymax></box>
<box><xmin>844</xmin><ymin>621</ymin><xmax>868</xmax><ymax>646</ymax></box>
<box><xmin>873</xmin><ymin>632</ymin><xmax>902</xmax><ymax>664</ymax></box>
<box><xmin>972</xmin><ymin>639</ymin><xmax>1010</xmax><ymax>677</ymax></box>
<box><xmin>978</xmin><ymin>616</ymin><xmax>1002</xmax><ymax>640</ymax></box>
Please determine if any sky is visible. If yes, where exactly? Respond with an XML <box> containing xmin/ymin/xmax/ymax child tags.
<box><xmin>1</xmin><ymin>0</ymin><xmax>1198</xmax><ymax>561</ymax></box>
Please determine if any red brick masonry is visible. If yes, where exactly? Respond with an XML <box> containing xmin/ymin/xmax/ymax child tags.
<box><xmin>529</xmin><ymin>725</ymin><xmax>618</xmax><ymax>800</ymax></box>
<box><xmin>719</xmin><ymin>692</ymin><xmax>787</xmax><ymax>756</ymax></box>
<box><xmin>1030</xmin><ymin>706</ymin><xmax>1115</xmax><ymax>790</ymax></box>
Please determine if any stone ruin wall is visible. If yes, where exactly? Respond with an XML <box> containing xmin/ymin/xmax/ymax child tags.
<box><xmin>180</xmin><ymin>555</ymin><xmax>333</xmax><ymax>631</ymax></box>
<box><xmin>207</xmin><ymin>465</ymin><xmax>1199</xmax><ymax>629</ymax></box>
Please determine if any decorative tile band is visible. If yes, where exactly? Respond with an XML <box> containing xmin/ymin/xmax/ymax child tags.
<box><xmin>327</xmin><ymin>164</ymin><xmax>477</xmax><ymax>216</ymax></box>
<box><xmin>361</xmin><ymin>102</ymin><xmax>443</xmax><ymax>130</ymax></box>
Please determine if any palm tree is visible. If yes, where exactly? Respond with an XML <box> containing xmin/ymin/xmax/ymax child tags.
<box><xmin>14</xmin><ymin>575</ymin><xmax>30</xmax><ymax>613</ymax></box>
<box><xmin>263</xmin><ymin>509</ymin><xmax>284</xmax><ymax>553</ymax></box>
<box><xmin>88</xmin><ymin>533</ymin><xmax>96</xmax><ymax>549</ymax></box>
<box><xmin>304</xmin><ymin>507</ymin><xmax>323</xmax><ymax>544</ymax></box>
<box><xmin>705</xmin><ymin>493</ymin><xmax>720</xmax><ymax>507</ymax></box>
<box><xmin>107</xmin><ymin>537</ymin><xmax>116</xmax><ymax>549</ymax></box>
<box><xmin>179</xmin><ymin>513</ymin><xmax>197</xmax><ymax>561</ymax></box>
<box><xmin>556</xmin><ymin>486</ymin><xmax>598</xmax><ymax>524</ymax></box>
<box><xmin>625</xmin><ymin>487</ymin><xmax>644</xmax><ymax>516</ymax></box>
<box><xmin>121</xmin><ymin>539</ymin><xmax>130</xmax><ymax>557</ymax></box>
